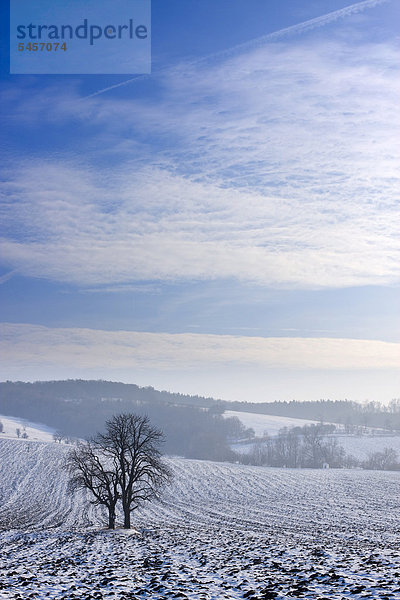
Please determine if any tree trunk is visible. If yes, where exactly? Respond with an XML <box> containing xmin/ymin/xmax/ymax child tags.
<box><xmin>123</xmin><ymin>507</ymin><xmax>131</xmax><ymax>529</ymax></box>
<box><xmin>108</xmin><ymin>508</ymin><xmax>116</xmax><ymax>529</ymax></box>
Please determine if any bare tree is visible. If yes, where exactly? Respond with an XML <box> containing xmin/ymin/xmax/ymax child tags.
<box><xmin>97</xmin><ymin>414</ymin><xmax>172</xmax><ymax>529</ymax></box>
<box><xmin>363</xmin><ymin>447</ymin><xmax>399</xmax><ymax>471</ymax></box>
<box><xmin>65</xmin><ymin>413</ymin><xmax>171</xmax><ymax>529</ymax></box>
<box><xmin>53</xmin><ymin>430</ymin><xmax>64</xmax><ymax>443</ymax></box>
<box><xmin>66</xmin><ymin>441</ymin><xmax>120</xmax><ymax>529</ymax></box>
<box><xmin>302</xmin><ymin>424</ymin><xmax>324</xmax><ymax>468</ymax></box>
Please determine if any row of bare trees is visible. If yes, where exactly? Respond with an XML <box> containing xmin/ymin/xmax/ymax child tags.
<box><xmin>240</xmin><ymin>424</ymin><xmax>346</xmax><ymax>468</ymax></box>
<box><xmin>66</xmin><ymin>414</ymin><xmax>171</xmax><ymax>529</ymax></box>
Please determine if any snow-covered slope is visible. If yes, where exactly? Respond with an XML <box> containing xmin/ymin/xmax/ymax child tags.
<box><xmin>224</xmin><ymin>410</ymin><xmax>319</xmax><ymax>436</ymax></box>
<box><xmin>0</xmin><ymin>439</ymin><xmax>94</xmax><ymax>531</ymax></box>
<box><xmin>336</xmin><ymin>434</ymin><xmax>400</xmax><ymax>460</ymax></box>
<box><xmin>1</xmin><ymin>438</ymin><xmax>400</xmax><ymax>599</ymax></box>
<box><xmin>0</xmin><ymin>414</ymin><xmax>55</xmax><ymax>442</ymax></box>
<box><xmin>225</xmin><ymin>410</ymin><xmax>400</xmax><ymax>460</ymax></box>
<box><xmin>2</xmin><ymin>437</ymin><xmax>399</xmax><ymax>534</ymax></box>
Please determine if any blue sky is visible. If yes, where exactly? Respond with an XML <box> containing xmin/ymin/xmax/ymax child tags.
<box><xmin>0</xmin><ymin>0</ymin><xmax>399</xmax><ymax>402</ymax></box>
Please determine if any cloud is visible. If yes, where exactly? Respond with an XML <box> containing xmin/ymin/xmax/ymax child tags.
<box><xmin>86</xmin><ymin>0</ymin><xmax>389</xmax><ymax>98</ymax></box>
<box><xmin>0</xmin><ymin>270</ymin><xmax>16</xmax><ymax>285</ymax></box>
<box><xmin>1</xmin><ymin>21</ymin><xmax>399</xmax><ymax>289</ymax></box>
<box><xmin>1</xmin><ymin>323</ymin><xmax>399</xmax><ymax>372</ymax></box>
<box><xmin>1</xmin><ymin>154</ymin><xmax>399</xmax><ymax>288</ymax></box>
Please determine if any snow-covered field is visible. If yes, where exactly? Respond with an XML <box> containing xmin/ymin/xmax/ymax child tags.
<box><xmin>337</xmin><ymin>434</ymin><xmax>400</xmax><ymax>460</ymax></box>
<box><xmin>0</xmin><ymin>414</ymin><xmax>55</xmax><ymax>443</ymax></box>
<box><xmin>223</xmin><ymin>410</ymin><xmax>318</xmax><ymax>437</ymax></box>
<box><xmin>1</xmin><ymin>438</ymin><xmax>400</xmax><ymax>599</ymax></box>
<box><xmin>234</xmin><ymin>434</ymin><xmax>400</xmax><ymax>460</ymax></box>
<box><xmin>225</xmin><ymin>410</ymin><xmax>400</xmax><ymax>460</ymax></box>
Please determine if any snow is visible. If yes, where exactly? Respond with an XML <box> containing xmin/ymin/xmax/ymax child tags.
<box><xmin>336</xmin><ymin>434</ymin><xmax>400</xmax><ymax>460</ymax></box>
<box><xmin>233</xmin><ymin>434</ymin><xmax>400</xmax><ymax>460</ymax></box>
<box><xmin>1</xmin><ymin>437</ymin><xmax>400</xmax><ymax>599</ymax></box>
<box><xmin>224</xmin><ymin>410</ymin><xmax>400</xmax><ymax>460</ymax></box>
<box><xmin>224</xmin><ymin>410</ymin><xmax>319</xmax><ymax>436</ymax></box>
<box><xmin>0</xmin><ymin>414</ymin><xmax>55</xmax><ymax>442</ymax></box>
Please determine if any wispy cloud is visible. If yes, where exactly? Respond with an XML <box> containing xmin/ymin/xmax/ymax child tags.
<box><xmin>187</xmin><ymin>0</ymin><xmax>390</xmax><ymax>68</ymax></box>
<box><xmin>1</xmin><ymin>11</ymin><xmax>399</xmax><ymax>290</ymax></box>
<box><xmin>0</xmin><ymin>270</ymin><xmax>16</xmax><ymax>285</ymax></box>
<box><xmin>1</xmin><ymin>148</ymin><xmax>398</xmax><ymax>288</ymax></box>
<box><xmin>79</xmin><ymin>284</ymin><xmax>161</xmax><ymax>295</ymax></box>
<box><xmin>1</xmin><ymin>323</ymin><xmax>399</xmax><ymax>371</ymax></box>
<box><xmin>86</xmin><ymin>0</ymin><xmax>389</xmax><ymax>98</ymax></box>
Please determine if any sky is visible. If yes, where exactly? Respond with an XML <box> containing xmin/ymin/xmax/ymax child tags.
<box><xmin>0</xmin><ymin>0</ymin><xmax>399</xmax><ymax>403</ymax></box>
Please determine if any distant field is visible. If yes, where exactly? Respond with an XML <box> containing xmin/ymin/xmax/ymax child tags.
<box><xmin>1</xmin><ymin>438</ymin><xmax>400</xmax><ymax>599</ymax></box>
<box><xmin>0</xmin><ymin>414</ymin><xmax>55</xmax><ymax>443</ymax></box>
<box><xmin>337</xmin><ymin>434</ymin><xmax>400</xmax><ymax>460</ymax></box>
<box><xmin>223</xmin><ymin>409</ymin><xmax>319</xmax><ymax>436</ymax></box>
<box><xmin>224</xmin><ymin>410</ymin><xmax>400</xmax><ymax>460</ymax></box>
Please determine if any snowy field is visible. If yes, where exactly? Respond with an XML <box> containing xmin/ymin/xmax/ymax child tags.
<box><xmin>1</xmin><ymin>439</ymin><xmax>400</xmax><ymax>599</ymax></box>
<box><xmin>225</xmin><ymin>410</ymin><xmax>400</xmax><ymax>460</ymax></box>
<box><xmin>223</xmin><ymin>411</ymin><xmax>318</xmax><ymax>437</ymax></box>
<box><xmin>233</xmin><ymin>434</ymin><xmax>400</xmax><ymax>461</ymax></box>
<box><xmin>0</xmin><ymin>414</ymin><xmax>55</xmax><ymax>443</ymax></box>
<box><xmin>336</xmin><ymin>434</ymin><xmax>400</xmax><ymax>460</ymax></box>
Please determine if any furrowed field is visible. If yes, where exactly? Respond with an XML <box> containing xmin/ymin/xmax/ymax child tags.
<box><xmin>1</xmin><ymin>438</ymin><xmax>400</xmax><ymax>600</ymax></box>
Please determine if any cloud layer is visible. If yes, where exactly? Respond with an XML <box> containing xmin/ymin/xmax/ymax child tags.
<box><xmin>1</xmin><ymin>323</ymin><xmax>399</xmax><ymax>371</ymax></box>
<box><xmin>1</xmin><ymin>22</ymin><xmax>399</xmax><ymax>289</ymax></box>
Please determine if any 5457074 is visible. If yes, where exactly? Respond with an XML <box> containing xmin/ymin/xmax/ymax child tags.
<box><xmin>18</xmin><ymin>42</ymin><xmax>67</xmax><ymax>51</ymax></box>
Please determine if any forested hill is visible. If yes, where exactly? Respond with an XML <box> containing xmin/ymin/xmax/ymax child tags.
<box><xmin>221</xmin><ymin>399</ymin><xmax>400</xmax><ymax>431</ymax></box>
<box><xmin>0</xmin><ymin>379</ymin><xmax>216</xmax><ymax>411</ymax></box>
<box><xmin>1</xmin><ymin>381</ymin><xmax>399</xmax><ymax>444</ymax></box>
<box><xmin>0</xmin><ymin>380</ymin><xmax>247</xmax><ymax>461</ymax></box>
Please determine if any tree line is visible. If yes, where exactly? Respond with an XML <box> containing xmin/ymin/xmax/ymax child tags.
<box><xmin>237</xmin><ymin>423</ymin><xmax>400</xmax><ymax>471</ymax></box>
<box><xmin>221</xmin><ymin>399</ymin><xmax>400</xmax><ymax>431</ymax></box>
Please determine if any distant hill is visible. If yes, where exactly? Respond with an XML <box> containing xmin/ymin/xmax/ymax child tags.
<box><xmin>222</xmin><ymin>399</ymin><xmax>400</xmax><ymax>432</ymax></box>
<box><xmin>0</xmin><ymin>380</ymin><xmax>249</xmax><ymax>461</ymax></box>
<box><xmin>0</xmin><ymin>379</ymin><xmax>216</xmax><ymax>410</ymax></box>
<box><xmin>1</xmin><ymin>380</ymin><xmax>398</xmax><ymax>454</ymax></box>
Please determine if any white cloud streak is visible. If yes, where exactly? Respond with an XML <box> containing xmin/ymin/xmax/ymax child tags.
<box><xmin>194</xmin><ymin>0</ymin><xmax>389</xmax><ymax>65</ymax></box>
<box><xmin>1</xmin><ymin>323</ymin><xmax>399</xmax><ymax>372</ymax></box>
<box><xmin>86</xmin><ymin>0</ymin><xmax>389</xmax><ymax>98</ymax></box>
<box><xmin>0</xmin><ymin>270</ymin><xmax>16</xmax><ymax>285</ymax></box>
